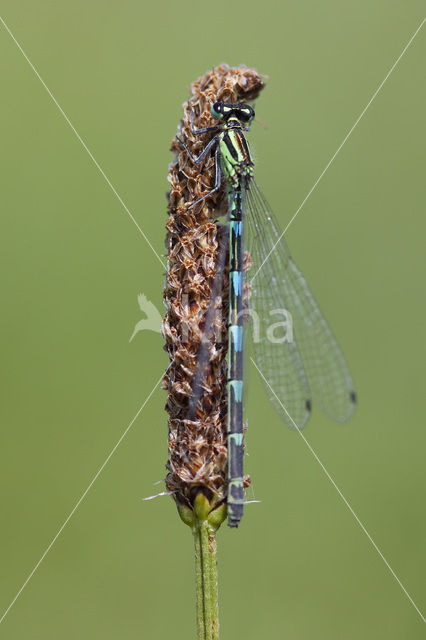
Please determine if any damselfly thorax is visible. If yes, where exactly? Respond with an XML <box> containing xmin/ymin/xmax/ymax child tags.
<box><xmin>218</xmin><ymin>121</ymin><xmax>254</xmax><ymax>187</ymax></box>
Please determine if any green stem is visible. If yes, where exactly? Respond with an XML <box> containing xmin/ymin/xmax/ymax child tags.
<box><xmin>193</xmin><ymin>519</ymin><xmax>219</xmax><ymax>640</ymax></box>
<box><xmin>194</xmin><ymin>526</ymin><xmax>205</xmax><ymax>639</ymax></box>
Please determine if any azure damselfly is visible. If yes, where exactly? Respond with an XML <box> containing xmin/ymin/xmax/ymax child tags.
<box><xmin>178</xmin><ymin>101</ymin><xmax>356</xmax><ymax>528</ymax></box>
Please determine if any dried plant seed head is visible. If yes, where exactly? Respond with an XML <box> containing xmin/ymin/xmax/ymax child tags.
<box><xmin>163</xmin><ymin>64</ymin><xmax>265</xmax><ymax>527</ymax></box>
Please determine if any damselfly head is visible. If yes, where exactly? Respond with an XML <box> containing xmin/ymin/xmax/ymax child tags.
<box><xmin>211</xmin><ymin>101</ymin><xmax>255</xmax><ymax>124</ymax></box>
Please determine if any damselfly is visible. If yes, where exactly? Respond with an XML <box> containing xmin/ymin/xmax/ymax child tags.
<box><xmin>178</xmin><ymin>101</ymin><xmax>356</xmax><ymax>527</ymax></box>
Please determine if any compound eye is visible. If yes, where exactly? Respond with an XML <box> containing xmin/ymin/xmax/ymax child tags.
<box><xmin>240</xmin><ymin>106</ymin><xmax>255</xmax><ymax>122</ymax></box>
<box><xmin>211</xmin><ymin>101</ymin><xmax>224</xmax><ymax>120</ymax></box>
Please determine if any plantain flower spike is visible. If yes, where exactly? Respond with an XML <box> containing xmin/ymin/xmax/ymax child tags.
<box><xmin>162</xmin><ymin>64</ymin><xmax>265</xmax><ymax>529</ymax></box>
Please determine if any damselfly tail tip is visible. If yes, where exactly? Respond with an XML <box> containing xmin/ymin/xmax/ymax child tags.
<box><xmin>227</xmin><ymin>515</ymin><xmax>242</xmax><ymax>529</ymax></box>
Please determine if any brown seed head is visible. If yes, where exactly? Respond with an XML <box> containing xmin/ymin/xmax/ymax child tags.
<box><xmin>163</xmin><ymin>64</ymin><xmax>265</xmax><ymax>523</ymax></box>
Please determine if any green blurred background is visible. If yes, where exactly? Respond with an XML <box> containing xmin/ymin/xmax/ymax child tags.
<box><xmin>0</xmin><ymin>2</ymin><xmax>424</xmax><ymax>638</ymax></box>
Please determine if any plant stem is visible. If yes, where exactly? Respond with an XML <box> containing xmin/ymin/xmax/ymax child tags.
<box><xmin>193</xmin><ymin>519</ymin><xmax>219</xmax><ymax>640</ymax></box>
<box><xmin>193</xmin><ymin>525</ymin><xmax>205</xmax><ymax>639</ymax></box>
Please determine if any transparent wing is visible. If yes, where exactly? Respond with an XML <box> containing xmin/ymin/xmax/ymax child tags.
<box><xmin>244</xmin><ymin>184</ymin><xmax>311</xmax><ymax>430</ymax></box>
<box><xmin>245</xmin><ymin>179</ymin><xmax>356</xmax><ymax>429</ymax></box>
